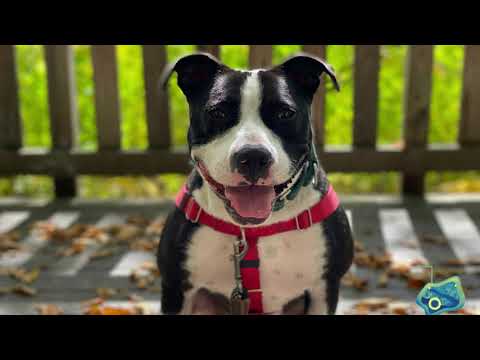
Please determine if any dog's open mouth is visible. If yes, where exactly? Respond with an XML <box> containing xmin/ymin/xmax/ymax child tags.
<box><xmin>224</xmin><ymin>185</ymin><xmax>276</xmax><ymax>220</ymax></box>
<box><xmin>196</xmin><ymin>160</ymin><xmax>300</xmax><ymax>225</ymax></box>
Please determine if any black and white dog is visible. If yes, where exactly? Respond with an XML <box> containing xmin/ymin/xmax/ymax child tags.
<box><xmin>157</xmin><ymin>53</ymin><xmax>353</xmax><ymax>315</ymax></box>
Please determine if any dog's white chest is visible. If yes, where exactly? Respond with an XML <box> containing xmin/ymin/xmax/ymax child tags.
<box><xmin>184</xmin><ymin>224</ymin><xmax>328</xmax><ymax>314</ymax></box>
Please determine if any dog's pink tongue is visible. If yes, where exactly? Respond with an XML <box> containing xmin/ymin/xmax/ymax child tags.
<box><xmin>225</xmin><ymin>186</ymin><xmax>275</xmax><ymax>219</ymax></box>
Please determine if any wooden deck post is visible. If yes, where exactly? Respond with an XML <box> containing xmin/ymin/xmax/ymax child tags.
<box><xmin>45</xmin><ymin>45</ymin><xmax>79</xmax><ymax>198</ymax></box>
<box><xmin>402</xmin><ymin>45</ymin><xmax>433</xmax><ymax>196</ymax></box>
<box><xmin>197</xmin><ymin>45</ymin><xmax>220</xmax><ymax>59</ymax></box>
<box><xmin>142</xmin><ymin>45</ymin><xmax>171</xmax><ymax>149</ymax></box>
<box><xmin>0</xmin><ymin>45</ymin><xmax>22</xmax><ymax>150</ymax></box>
<box><xmin>459</xmin><ymin>45</ymin><xmax>480</xmax><ymax>147</ymax></box>
<box><xmin>249</xmin><ymin>45</ymin><xmax>273</xmax><ymax>69</ymax></box>
<box><xmin>302</xmin><ymin>45</ymin><xmax>327</xmax><ymax>148</ymax></box>
<box><xmin>353</xmin><ymin>45</ymin><xmax>381</xmax><ymax>149</ymax></box>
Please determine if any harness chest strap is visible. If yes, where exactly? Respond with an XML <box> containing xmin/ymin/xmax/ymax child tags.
<box><xmin>175</xmin><ymin>184</ymin><xmax>340</xmax><ymax>314</ymax></box>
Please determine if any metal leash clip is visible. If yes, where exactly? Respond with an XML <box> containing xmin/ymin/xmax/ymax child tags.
<box><xmin>230</xmin><ymin>228</ymin><xmax>250</xmax><ymax>315</ymax></box>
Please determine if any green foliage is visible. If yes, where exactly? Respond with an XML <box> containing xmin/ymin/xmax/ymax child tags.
<box><xmin>1</xmin><ymin>45</ymin><xmax>478</xmax><ymax>199</ymax></box>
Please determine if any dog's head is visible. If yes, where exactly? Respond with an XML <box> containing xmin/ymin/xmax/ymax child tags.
<box><xmin>162</xmin><ymin>52</ymin><xmax>339</xmax><ymax>225</ymax></box>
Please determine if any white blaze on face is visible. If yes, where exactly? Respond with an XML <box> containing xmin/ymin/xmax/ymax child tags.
<box><xmin>191</xmin><ymin>70</ymin><xmax>291</xmax><ymax>186</ymax></box>
<box><xmin>228</xmin><ymin>71</ymin><xmax>277</xmax><ymax>162</ymax></box>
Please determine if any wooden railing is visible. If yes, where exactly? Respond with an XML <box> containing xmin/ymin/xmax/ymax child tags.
<box><xmin>1</xmin><ymin>45</ymin><xmax>479</xmax><ymax>198</ymax></box>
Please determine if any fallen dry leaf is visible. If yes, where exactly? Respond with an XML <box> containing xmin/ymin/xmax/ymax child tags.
<box><xmin>10</xmin><ymin>268</ymin><xmax>40</xmax><ymax>284</ymax></box>
<box><xmin>353</xmin><ymin>240</ymin><xmax>365</xmax><ymax>252</ymax></box>
<box><xmin>377</xmin><ymin>271</ymin><xmax>389</xmax><ymax>288</ymax></box>
<box><xmin>81</xmin><ymin>297</ymin><xmax>105</xmax><ymax>309</ymax></box>
<box><xmin>435</xmin><ymin>267</ymin><xmax>465</xmax><ymax>278</ymax></box>
<box><xmin>341</xmin><ymin>272</ymin><xmax>369</xmax><ymax>291</ymax></box>
<box><xmin>82</xmin><ymin>226</ymin><xmax>109</xmax><ymax>243</ymax></box>
<box><xmin>140</xmin><ymin>261</ymin><xmax>158</xmax><ymax>272</ymax></box>
<box><xmin>421</xmin><ymin>233</ymin><xmax>448</xmax><ymax>245</ymax></box>
<box><xmin>352</xmin><ymin>297</ymin><xmax>392</xmax><ymax>313</ymax></box>
<box><xmin>346</xmin><ymin>298</ymin><xmax>421</xmax><ymax>315</ymax></box>
<box><xmin>90</xmin><ymin>248</ymin><xmax>117</xmax><ymax>260</ymax></box>
<box><xmin>96</xmin><ymin>288</ymin><xmax>118</xmax><ymax>299</ymax></box>
<box><xmin>132</xmin><ymin>303</ymin><xmax>155</xmax><ymax>315</ymax></box>
<box><xmin>84</xmin><ymin>305</ymin><xmax>138</xmax><ymax>315</ymax></box>
<box><xmin>387</xmin><ymin>301</ymin><xmax>417</xmax><ymax>315</ymax></box>
<box><xmin>354</xmin><ymin>251</ymin><xmax>391</xmax><ymax>270</ymax></box>
<box><xmin>126</xmin><ymin>215</ymin><xmax>151</xmax><ymax>227</ymax></box>
<box><xmin>0</xmin><ymin>230</ymin><xmax>20</xmax><ymax>242</ymax></box>
<box><xmin>441</xmin><ymin>257</ymin><xmax>480</xmax><ymax>266</ymax></box>
<box><xmin>12</xmin><ymin>284</ymin><xmax>37</xmax><ymax>297</ymax></box>
<box><xmin>407</xmin><ymin>276</ymin><xmax>428</xmax><ymax>289</ymax></box>
<box><xmin>0</xmin><ymin>231</ymin><xmax>23</xmax><ymax>252</ymax></box>
<box><xmin>113</xmin><ymin>224</ymin><xmax>142</xmax><ymax>242</ymax></box>
<box><xmin>145</xmin><ymin>220</ymin><xmax>165</xmax><ymax>236</ymax></box>
<box><xmin>34</xmin><ymin>304</ymin><xmax>64</xmax><ymax>315</ymax></box>
<box><xmin>127</xmin><ymin>293</ymin><xmax>145</xmax><ymax>303</ymax></box>
<box><xmin>129</xmin><ymin>238</ymin><xmax>156</xmax><ymax>252</ymax></box>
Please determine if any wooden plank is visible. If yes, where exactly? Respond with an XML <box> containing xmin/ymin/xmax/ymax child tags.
<box><xmin>110</xmin><ymin>251</ymin><xmax>155</xmax><ymax>277</ymax></box>
<box><xmin>0</xmin><ymin>211</ymin><xmax>29</xmax><ymax>233</ymax></box>
<box><xmin>249</xmin><ymin>45</ymin><xmax>273</xmax><ymax>69</ymax></box>
<box><xmin>44</xmin><ymin>45</ymin><xmax>78</xmax><ymax>198</ymax></box>
<box><xmin>0</xmin><ymin>301</ymin><xmax>161</xmax><ymax>316</ymax></box>
<box><xmin>197</xmin><ymin>45</ymin><xmax>220</xmax><ymax>59</ymax></box>
<box><xmin>434</xmin><ymin>209</ymin><xmax>480</xmax><ymax>274</ymax></box>
<box><xmin>353</xmin><ymin>45</ymin><xmax>380</xmax><ymax>148</ymax></box>
<box><xmin>91</xmin><ymin>45</ymin><xmax>121</xmax><ymax>150</ymax></box>
<box><xmin>142</xmin><ymin>45</ymin><xmax>170</xmax><ymax>149</ymax></box>
<box><xmin>3</xmin><ymin>145</ymin><xmax>480</xmax><ymax>175</ymax></box>
<box><xmin>0</xmin><ymin>211</ymin><xmax>79</xmax><ymax>268</ymax></box>
<box><xmin>459</xmin><ymin>45</ymin><xmax>480</xmax><ymax>147</ymax></box>
<box><xmin>47</xmin><ymin>214</ymin><xmax>127</xmax><ymax>276</ymax></box>
<box><xmin>302</xmin><ymin>45</ymin><xmax>327</xmax><ymax>148</ymax></box>
<box><xmin>45</xmin><ymin>45</ymin><xmax>78</xmax><ymax>149</ymax></box>
<box><xmin>379</xmin><ymin>208</ymin><xmax>426</xmax><ymax>265</ymax></box>
<box><xmin>0</xmin><ymin>45</ymin><xmax>22</xmax><ymax>149</ymax></box>
<box><xmin>402</xmin><ymin>45</ymin><xmax>433</xmax><ymax>196</ymax></box>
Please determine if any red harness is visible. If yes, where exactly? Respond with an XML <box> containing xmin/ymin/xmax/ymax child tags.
<box><xmin>175</xmin><ymin>183</ymin><xmax>340</xmax><ymax>314</ymax></box>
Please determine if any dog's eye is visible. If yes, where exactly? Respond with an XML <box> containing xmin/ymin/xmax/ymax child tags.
<box><xmin>208</xmin><ymin>109</ymin><xmax>226</xmax><ymax>121</ymax></box>
<box><xmin>277</xmin><ymin>109</ymin><xmax>296</xmax><ymax>121</ymax></box>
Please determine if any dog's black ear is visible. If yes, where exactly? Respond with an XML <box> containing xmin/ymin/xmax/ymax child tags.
<box><xmin>273</xmin><ymin>53</ymin><xmax>340</xmax><ymax>98</ymax></box>
<box><xmin>160</xmin><ymin>53</ymin><xmax>227</xmax><ymax>99</ymax></box>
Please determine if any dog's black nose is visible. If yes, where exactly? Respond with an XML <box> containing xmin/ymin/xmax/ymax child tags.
<box><xmin>231</xmin><ymin>145</ymin><xmax>273</xmax><ymax>184</ymax></box>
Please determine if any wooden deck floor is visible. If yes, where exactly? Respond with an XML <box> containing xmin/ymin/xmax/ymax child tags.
<box><xmin>1</xmin><ymin>194</ymin><xmax>480</xmax><ymax>315</ymax></box>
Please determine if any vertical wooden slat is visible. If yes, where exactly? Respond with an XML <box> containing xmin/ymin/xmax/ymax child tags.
<box><xmin>402</xmin><ymin>45</ymin><xmax>433</xmax><ymax>196</ymax></box>
<box><xmin>0</xmin><ymin>45</ymin><xmax>22</xmax><ymax>149</ymax></box>
<box><xmin>459</xmin><ymin>45</ymin><xmax>480</xmax><ymax>147</ymax></box>
<box><xmin>249</xmin><ymin>45</ymin><xmax>273</xmax><ymax>69</ymax></box>
<box><xmin>91</xmin><ymin>45</ymin><xmax>121</xmax><ymax>150</ymax></box>
<box><xmin>197</xmin><ymin>45</ymin><xmax>220</xmax><ymax>59</ymax></box>
<box><xmin>142</xmin><ymin>45</ymin><xmax>170</xmax><ymax>149</ymax></box>
<box><xmin>353</xmin><ymin>45</ymin><xmax>380</xmax><ymax>148</ymax></box>
<box><xmin>45</xmin><ymin>46</ymin><xmax>78</xmax><ymax>149</ymax></box>
<box><xmin>302</xmin><ymin>45</ymin><xmax>327</xmax><ymax>148</ymax></box>
<box><xmin>45</xmin><ymin>45</ymin><xmax>78</xmax><ymax>198</ymax></box>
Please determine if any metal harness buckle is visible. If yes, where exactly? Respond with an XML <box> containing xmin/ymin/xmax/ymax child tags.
<box><xmin>295</xmin><ymin>208</ymin><xmax>313</xmax><ymax>231</ymax></box>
